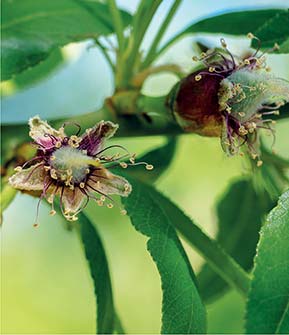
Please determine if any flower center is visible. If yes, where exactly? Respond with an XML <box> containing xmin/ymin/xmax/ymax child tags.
<box><xmin>50</xmin><ymin>146</ymin><xmax>90</xmax><ymax>184</ymax></box>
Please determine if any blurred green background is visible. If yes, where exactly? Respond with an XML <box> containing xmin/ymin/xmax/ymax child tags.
<box><xmin>1</xmin><ymin>0</ymin><xmax>289</xmax><ymax>333</ymax></box>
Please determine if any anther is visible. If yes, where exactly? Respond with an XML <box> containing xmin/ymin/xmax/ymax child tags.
<box><xmin>55</xmin><ymin>141</ymin><xmax>62</xmax><ymax>148</ymax></box>
<box><xmin>195</xmin><ymin>74</ymin><xmax>202</xmax><ymax>82</ymax></box>
<box><xmin>50</xmin><ymin>155</ymin><xmax>56</xmax><ymax>161</ymax></box>
<box><xmin>247</xmin><ymin>32</ymin><xmax>254</xmax><ymax>39</ymax></box>
<box><xmin>120</xmin><ymin>209</ymin><xmax>127</xmax><ymax>215</ymax></box>
<box><xmin>120</xmin><ymin>162</ymin><xmax>128</xmax><ymax>168</ymax></box>
<box><xmin>220</xmin><ymin>38</ymin><xmax>227</xmax><ymax>48</ymax></box>
<box><xmin>257</xmin><ymin>160</ymin><xmax>263</xmax><ymax>167</ymax></box>
<box><xmin>14</xmin><ymin>166</ymin><xmax>22</xmax><ymax>172</ymax></box>
<box><xmin>192</xmin><ymin>56</ymin><xmax>199</xmax><ymax>62</ymax></box>
<box><xmin>107</xmin><ymin>203</ymin><xmax>114</xmax><ymax>209</ymax></box>
<box><xmin>209</xmin><ymin>67</ymin><xmax>215</xmax><ymax>73</ymax></box>
<box><xmin>146</xmin><ymin>164</ymin><xmax>154</xmax><ymax>170</ymax></box>
<box><xmin>50</xmin><ymin>210</ymin><xmax>56</xmax><ymax>216</ymax></box>
<box><xmin>79</xmin><ymin>182</ymin><xmax>85</xmax><ymax>188</ymax></box>
<box><xmin>44</xmin><ymin>166</ymin><xmax>51</xmax><ymax>171</ymax></box>
<box><xmin>33</xmin><ymin>223</ymin><xmax>39</xmax><ymax>228</ymax></box>
<box><xmin>100</xmin><ymin>195</ymin><xmax>106</xmax><ymax>202</ymax></box>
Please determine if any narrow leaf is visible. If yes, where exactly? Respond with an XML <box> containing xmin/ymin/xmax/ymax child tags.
<box><xmin>122</xmin><ymin>177</ymin><xmax>206</xmax><ymax>334</ymax></box>
<box><xmin>252</xmin><ymin>10</ymin><xmax>289</xmax><ymax>53</ymax></box>
<box><xmin>78</xmin><ymin>212</ymin><xmax>116</xmax><ymax>334</ymax></box>
<box><xmin>245</xmin><ymin>190</ymin><xmax>289</xmax><ymax>333</ymax></box>
<box><xmin>197</xmin><ymin>179</ymin><xmax>273</xmax><ymax>303</ymax></box>
<box><xmin>1</xmin><ymin>0</ymin><xmax>132</xmax><ymax>80</ymax></box>
<box><xmin>159</xmin><ymin>9</ymin><xmax>284</xmax><ymax>56</ymax></box>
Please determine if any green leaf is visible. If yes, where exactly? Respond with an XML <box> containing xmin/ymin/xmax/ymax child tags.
<box><xmin>78</xmin><ymin>212</ymin><xmax>117</xmax><ymax>334</ymax></box>
<box><xmin>245</xmin><ymin>190</ymin><xmax>289</xmax><ymax>333</ymax></box>
<box><xmin>11</xmin><ymin>48</ymin><xmax>64</xmax><ymax>91</ymax></box>
<box><xmin>158</xmin><ymin>9</ymin><xmax>284</xmax><ymax>56</ymax></box>
<box><xmin>1</xmin><ymin>0</ymin><xmax>132</xmax><ymax>80</ymax></box>
<box><xmin>197</xmin><ymin>180</ymin><xmax>273</xmax><ymax>303</ymax></box>
<box><xmin>252</xmin><ymin>10</ymin><xmax>289</xmax><ymax>53</ymax></box>
<box><xmin>126</xmin><ymin>137</ymin><xmax>177</xmax><ymax>183</ymax></box>
<box><xmin>122</xmin><ymin>177</ymin><xmax>206</xmax><ymax>334</ymax></box>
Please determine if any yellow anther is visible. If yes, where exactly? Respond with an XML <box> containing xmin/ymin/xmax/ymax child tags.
<box><xmin>274</xmin><ymin>43</ymin><xmax>280</xmax><ymax>50</ymax></box>
<box><xmin>238</xmin><ymin>112</ymin><xmax>246</xmax><ymax>117</ymax></box>
<box><xmin>274</xmin><ymin>110</ymin><xmax>280</xmax><ymax>116</ymax></box>
<box><xmin>85</xmin><ymin>168</ymin><xmax>90</xmax><ymax>174</ymax></box>
<box><xmin>124</xmin><ymin>183</ymin><xmax>130</xmax><ymax>191</ymax></box>
<box><xmin>251</xmin><ymin>153</ymin><xmax>258</xmax><ymax>160</ymax></box>
<box><xmin>14</xmin><ymin>166</ymin><xmax>22</xmax><ymax>172</ymax></box>
<box><xmin>79</xmin><ymin>182</ymin><xmax>85</xmax><ymax>188</ymax></box>
<box><xmin>47</xmin><ymin>195</ymin><xmax>54</xmax><ymax>204</ymax></box>
<box><xmin>50</xmin><ymin>210</ymin><xmax>56</xmax><ymax>216</ymax></box>
<box><xmin>247</xmin><ymin>32</ymin><xmax>254</xmax><ymax>39</ymax></box>
<box><xmin>145</xmin><ymin>164</ymin><xmax>154</xmax><ymax>170</ymax></box>
<box><xmin>209</xmin><ymin>67</ymin><xmax>215</xmax><ymax>73</ymax></box>
<box><xmin>244</xmin><ymin>59</ymin><xmax>250</xmax><ymax>65</ymax></box>
<box><xmin>220</xmin><ymin>38</ymin><xmax>227</xmax><ymax>48</ymax></box>
<box><xmin>257</xmin><ymin>160</ymin><xmax>263</xmax><ymax>167</ymax></box>
<box><xmin>55</xmin><ymin>141</ymin><xmax>62</xmax><ymax>148</ymax></box>
<box><xmin>50</xmin><ymin>155</ymin><xmax>56</xmax><ymax>161</ymax></box>
<box><xmin>107</xmin><ymin>203</ymin><xmax>114</xmax><ymax>209</ymax></box>
<box><xmin>200</xmin><ymin>52</ymin><xmax>207</xmax><ymax>59</ymax></box>
<box><xmin>50</xmin><ymin>169</ymin><xmax>58</xmax><ymax>179</ymax></box>
<box><xmin>33</xmin><ymin>223</ymin><xmax>39</xmax><ymax>228</ymax></box>
<box><xmin>97</xmin><ymin>200</ymin><xmax>103</xmax><ymax>206</ymax></box>
<box><xmin>195</xmin><ymin>74</ymin><xmax>202</xmax><ymax>82</ymax></box>
<box><xmin>44</xmin><ymin>165</ymin><xmax>51</xmax><ymax>171</ymax></box>
<box><xmin>265</xmin><ymin>66</ymin><xmax>271</xmax><ymax>72</ymax></box>
<box><xmin>192</xmin><ymin>56</ymin><xmax>199</xmax><ymax>62</ymax></box>
<box><xmin>238</xmin><ymin>126</ymin><xmax>248</xmax><ymax>136</ymax></box>
<box><xmin>100</xmin><ymin>195</ymin><xmax>106</xmax><ymax>202</ymax></box>
<box><xmin>120</xmin><ymin>162</ymin><xmax>128</xmax><ymax>168</ymax></box>
<box><xmin>120</xmin><ymin>209</ymin><xmax>127</xmax><ymax>215</ymax></box>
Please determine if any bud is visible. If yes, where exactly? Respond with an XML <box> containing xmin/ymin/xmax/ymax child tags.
<box><xmin>170</xmin><ymin>39</ymin><xmax>289</xmax><ymax>161</ymax></box>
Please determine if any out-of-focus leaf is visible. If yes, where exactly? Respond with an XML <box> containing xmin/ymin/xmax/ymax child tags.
<box><xmin>122</xmin><ymin>177</ymin><xmax>206</xmax><ymax>334</ymax></box>
<box><xmin>252</xmin><ymin>10</ymin><xmax>289</xmax><ymax>53</ymax></box>
<box><xmin>159</xmin><ymin>9</ymin><xmax>284</xmax><ymax>55</ymax></box>
<box><xmin>197</xmin><ymin>179</ymin><xmax>273</xmax><ymax>303</ymax></box>
<box><xmin>79</xmin><ymin>212</ymin><xmax>120</xmax><ymax>334</ymax></box>
<box><xmin>10</xmin><ymin>48</ymin><xmax>64</xmax><ymax>91</ymax></box>
<box><xmin>0</xmin><ymin>181</ymin><xmax>17</xmax><ymax>224</ymax></box>
<box><xmin>126</xmin><ymin>137</ymin><xmax>177</xmax><ymax>183</ymax></box>
<box><xmin>245</xmin><ymin>190</ymin><xmax>289</xmax><ymax>333</ymax></box>
<box><xmin>1</xmin><ymin>0</ymin><xmax>132</xmax><ymax>80</ymax></box>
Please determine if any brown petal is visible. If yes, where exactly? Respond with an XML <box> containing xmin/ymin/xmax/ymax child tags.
<box><xmin>61</xmin><ymin>187</ymin><xmax>86</xmax><ymax>215</ymax></box>
<box><xmin>29</xmin><ymin>115</ymin><xmax>65</xmax><ymax>148</ymax></box>
<box><xmin>79</xmin><ymin>121</ymin><xmax>118</xmax><ymax>156</ymax></box>
<box><xmin>88</xmin><ymin>168</ymin><xmax>131</xmax><ymax>197</ymax></box>
<box><xmin>9</xmin><ymin>163</ymin><xmax>46</xmax><ymax>191</ymax></box>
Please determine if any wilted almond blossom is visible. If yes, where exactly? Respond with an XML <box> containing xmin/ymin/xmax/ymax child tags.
<box><xmin>9</xmin><ymin>116</ymin><xmax>153</xmax><ymax>224</ymax></box>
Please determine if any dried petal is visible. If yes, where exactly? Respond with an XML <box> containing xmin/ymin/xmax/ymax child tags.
<box><xmin>9</xmin><ymin>163</ymin><xmax>45</xmax><ymax>191</ymax></box>
<box><xmin>79</xmin><ymin>121</ymin><xmax>118</xmax><ymax>156</ymax></box>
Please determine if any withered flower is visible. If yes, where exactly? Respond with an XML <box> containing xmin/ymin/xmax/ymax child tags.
<box><xmin>171</xmin><ymin>35</ymin><xmax>289</xmax><ymax>164</ymax></box>
<box><xmin>9</xmin><ymin>116</ymin><xmax>152</xmax><ymax>225</ymax></box>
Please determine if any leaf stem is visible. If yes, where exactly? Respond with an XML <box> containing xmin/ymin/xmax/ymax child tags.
<box><xmin>95</xmin><ymin>40</ymin><xmax>115</xmax><ymax>72</ymax></box>
<box><xmin>107</xmin><ymin>0</ymin><xmax>125</xmax><ymax>53</ymax></box>
<box><xmin>142</xmin><ymin>0</ymin><xmax>182</xmax><ymax>68</ymax></box>
<box><xmin>121</xmin><ymin>0</ymin><xmax>163</xmax><ymax>87</ymax></box>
